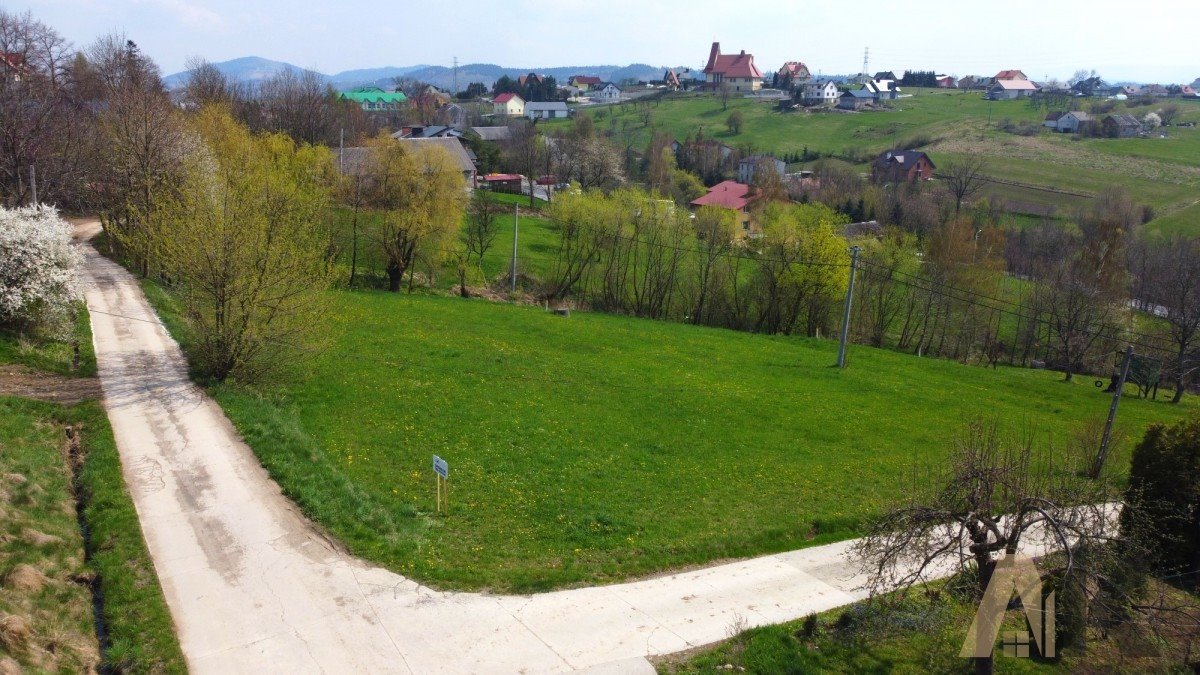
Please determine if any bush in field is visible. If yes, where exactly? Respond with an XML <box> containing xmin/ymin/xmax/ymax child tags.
<box><xmin>0</xmin><ymin>206</ymin><xmax>81</xmax><ymax>337</ymax></box>
<box><xmin>1121</xmin><ymin>417</ymin><xmax>1200</xmax><ymax>578</ymax></box>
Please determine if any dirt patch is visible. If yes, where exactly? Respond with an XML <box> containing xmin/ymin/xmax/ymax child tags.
<box><xmin>0</xmin><ymin>656</ymin><xmax>19</xmax><ymax>675</ymax></box>
<box><xmin>0</xmin><ymin>365</ymin><xmax>101</xmax><ymax>404</ymax></box>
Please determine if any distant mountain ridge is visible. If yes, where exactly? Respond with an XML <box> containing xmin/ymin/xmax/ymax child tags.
<box><xmin>163</xmin><ymin>57</ymin><xmax>688</xmax><ymax>91</ymax></box>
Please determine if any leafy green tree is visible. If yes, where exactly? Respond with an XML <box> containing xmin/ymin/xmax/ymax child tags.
<box><xmin>153</xmin><ymin>107</ymin><xmax>337</xmax><ymax>381</ymax></box>
<box><xmin>726</xmin><ymin>109</ymin><xmax>744</xmax><ymax>135</ymax></box>
<box><xmin>361</xmin><ymin>133</ymin><xmax>467</xmax><ymax>292</ymax></box>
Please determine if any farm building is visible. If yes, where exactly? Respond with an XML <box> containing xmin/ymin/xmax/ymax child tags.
<box><xmin>1103</xmin><ymin>114</ymin><xmax>1142</xmax><ymax>138</ymax></box>
<box><xmin>837</xmin><ymin>89</ymin><xmax>874</xmax><ymax>110</ymax></box>
<box><xmin>994</xmin><ymin>69</ymin><xmax>1028</xmax><ymax>81</ymax></box>
<box><xmin>702</xmin><ymin>42</ymin><xmax>764</xmax><ymax>92</ymax></box>
<box><xmin>1044</xmin><ymin>111</ymin><xmax>1066</xmax><ymax>129</ymax></box>
<box><xmin>936</xmin><ymin>75</ymin><xmax>956</xmax><ymax>88</ymax></box>
<box><xmin>525</xmin><ymin>102</ymin><xmax>570</xmax><ymax>120</ymax></box>
<box><xmin>871</xmin><ymin>150</ymin><xmax>935</xmax><ymax>182</ymax></box>
<box><xmin>482</xmin><ymin>173</ymin><xmax>523</xmax><ymax>194</ymax></box>
<box><xmin>1055</xmin><ymin>111</ymin><xmax>1093</xmax><ymax>133</ymax></box>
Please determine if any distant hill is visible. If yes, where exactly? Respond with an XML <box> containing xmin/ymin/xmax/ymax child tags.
<box><xmin>164</xmin><ymin>57</ymin><xmax>684</xmax><ymax>91</ymax></box>
<box><xmin>162</xmin><ymin>56</ymin><xmax>311</xmax><ymax>89</ymax></box>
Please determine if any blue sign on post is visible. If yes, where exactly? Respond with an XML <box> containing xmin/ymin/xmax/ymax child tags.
<box><xmin>433</xmin><ymin>455</ymin><xmax>448</xmax><ymax>479</ymax></box>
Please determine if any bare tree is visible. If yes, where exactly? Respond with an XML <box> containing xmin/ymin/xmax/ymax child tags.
<box><xmin>853</xmin><ymin>421</ymin><xmax>1119</xmax><ymax>674</ymax></box>
<box><xmin>181</xmin><ymin>57</ymin><xmax>235</xmax><ymax>108</ymax></box>
<box><xmin>717</xmin><ymin>82</ymin><xmax>732</xmax><ymax>111</ymax></box>
<box><xmin>0</xmin><ymin>10</ymin><xmax>84</xmax><ymax>207</ymax></box>
<box><xmin>457</xmin><ymin>190</ymin><xmax>502</xmax><ymax>295</ymax></box>
<box><xmin>942</xmin><ymin>157</ymin><xmax>990</xmax><ymax>213</ymax></box>
<box><xmin>1146</xmin><ymin>236</ymin><xmax>1200</xmax><ymax>403</ymax></box>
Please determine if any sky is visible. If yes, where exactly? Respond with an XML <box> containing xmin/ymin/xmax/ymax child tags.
<box><xmin>12</xmin><ymin>0</ymin><xmax>1200</xmax><ymax>83</ymax></box>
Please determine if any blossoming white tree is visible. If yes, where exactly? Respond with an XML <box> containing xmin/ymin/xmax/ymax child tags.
<box><xmin>0</xmin><ymin>205</ymin><xmax>81</xmax><ymax>337</ymax></box>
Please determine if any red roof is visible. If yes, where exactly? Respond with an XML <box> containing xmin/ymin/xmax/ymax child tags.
<box><xmin>703</xmin><ymin>42</ymin><xmax>763</xmax><ymax>79</ymax></box>
<box><xmin>493</xmin><ymin>93</ymin><xmax>520</xmax><ymax>103</ymax></box>
<box><xmin>571</xmin><ymin>75</ymin><xmax>601</xmax><ymax>85</ymax></box>
<box><xmin>2</xmin><ymin>53</ymin><xmax>26</xmax><ymax>71</ymax></box>
<box><xmin>994</xmin><ymin>69</ymin><xmax>1027</xmax><ymax>80</ymax></box>
<box><xmin>690</xmin><ymin>180</ymin><xmax>756</xmax><ymax>210</ymax></box>
<box><xmin>778</xmin><ymin>62</ymin><xmax>809</xmax><ymax>76</ymax></box>
<box><xmin>483</xmin><ymin>173</ymin><xmax>522</xmax><ymax>181</ymax></box>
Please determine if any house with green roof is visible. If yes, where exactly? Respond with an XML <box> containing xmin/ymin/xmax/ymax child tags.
<box><xmin>339</xmin><ymin>87</ymin><xmax>408</xmax><ymax>112</ymax></box>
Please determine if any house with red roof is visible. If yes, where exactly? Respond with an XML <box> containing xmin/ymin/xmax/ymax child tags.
<box><xmin>775</xmin><ymin>61</ymin><xmax>811</xmax><ymax>90</ymax></box>
<box><xmin>690</xmin><ymin>180</ymin><xmax>762</xmax><ymax>237</ymax></box>
<box><xmin>994</xmin><ymin>69</ymin><xmax>1028</xmax><ymax>81</ymax></box>
<box><xmin>492</xmin><ymin>92</ymin><xmax>525</xmax><ymax>117</ymax></box>
<box><xmin>702</xmin><ymin>42</ymin><xmax>763</xmax><ymax>93</ymax></box>
<box><xmin>871</xmin><ymin>150</ymin><xmax>936</xmax><ymax>182</ymax></box>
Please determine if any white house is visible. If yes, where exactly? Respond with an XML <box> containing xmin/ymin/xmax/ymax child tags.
<box><xmin>594</xmin><ymin>82</ymin><xmax>621</xmax><ymax>103</ymax></box>
<box><xmin>492</xmin><ymin>93</ymin><xmax>525</xmax><ymax>116</ymax></box>
<box><xmin>524</xmin><ymin>101</ymin><xmax>570</xmax><ymax>120</ymax></box>
<box><xmin>802</xmin><ymin>80</ymin><xmax>839</xmax><ymax>105</ymax></box>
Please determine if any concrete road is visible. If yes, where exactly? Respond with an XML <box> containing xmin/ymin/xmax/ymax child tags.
<box><xmin>76</xmin><ymin>221</ymin><xmax>928</xmax><ymax>673</ymax></box>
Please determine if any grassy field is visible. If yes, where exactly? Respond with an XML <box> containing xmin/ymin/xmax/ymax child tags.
<box><xmin>146</xmin><ymin>287</ymin><xmax>1196</xmax><ymax>593</ymax></box>
<box><xmin>0</xmin><ymin>321</ymin><xmax>184</xmax><ymax>673</ymax></box>
<box><xmin>556</xmin><ymin>89</ymin><xmax>1200</xmax><ymax>234</ymax></box>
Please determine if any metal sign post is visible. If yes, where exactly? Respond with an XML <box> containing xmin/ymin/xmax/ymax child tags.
<box><xmin>433</xmin><ymin>455</ymin><xmax>449</xmax><ymax>515</ymax></box>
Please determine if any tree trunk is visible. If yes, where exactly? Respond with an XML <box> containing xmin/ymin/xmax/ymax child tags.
<box><xmin>386</xmin><ymin>263</ymin><xmax>403</xmax><ymax>292</ymax></box>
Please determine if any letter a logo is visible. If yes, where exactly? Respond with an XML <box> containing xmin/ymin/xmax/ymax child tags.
<box><xmin>960</xmin><ymin>552</ymin><xmax>1055</xmax><ymax>659</ymax></box>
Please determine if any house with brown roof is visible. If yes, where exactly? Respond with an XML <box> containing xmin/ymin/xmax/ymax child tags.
<box><xmin>1103</xmin><ymin>114</ymin><xmax>1142</xmax><ymax>138</ymax></box>
<box><xmin>663</xmin><ymin>69</ymin><xmax>681</xmax><ymax>91</ymax></box>
<box><xmin>690</xmin><ymin>180</ymin><xmax>762</xmax><ymax>237</ymax></box>
<box><xmin>871</xmin><ymin>150</ymin><xmax>935</xmax><ymax>182</ymax></box>
<box><xmin>702</xmin><ymin>42</ymin><xmax>763</xmax><ymax>92</ymax></box>
<box><xmin>569</xmin><ymin>75</ymin><xmax>602</xmax><ymax>89</ymax></box>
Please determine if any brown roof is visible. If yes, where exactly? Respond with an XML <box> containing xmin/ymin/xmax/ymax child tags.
<box><xmin>995</xmin><ymin>69</ymin><xmax>1027</xmax><ymax>80</ymax></box>
<box><xmin>703</xmin><ymin>42</ymin><xmax>763</xmax><ymax>79</ymax></box>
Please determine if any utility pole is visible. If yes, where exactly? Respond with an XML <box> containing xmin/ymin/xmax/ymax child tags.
<box><xmin>511</xmin><ymin>204</ymin><xmax>519</xmax><ymax>292</ymax></box>
<box><xmin>837</xmin><ymin>246</ymin><xmax>861</xmax><ymax>369</ymax></box>
<box><xmin>29</xmin><ymin>165</ymin><xmax>37</xmax><ymax>206</ymax></box>
<box><xmin>453</xmin><ymin>56</ymin><xmax>459</xmax><ymax>97</ymax></box>
<box><xmin>861</xmin><ymin>47</ymin><xmax>869</xmax><ymax>84</ymax></box>
<box><xmin>1096</xmin><ymin>345</ymin><xmax>1134</xmax><ymax>477</ymax></box>
<box><xmin>338</xmin><ymin>128</ymin><xmax>344</xmax><ymax>173</ymax></box>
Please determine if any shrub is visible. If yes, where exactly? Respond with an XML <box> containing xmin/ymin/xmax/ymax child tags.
<box><xmin>1121</xmin><ymin>417</ymin><xmax>1200</xmax><ymax>578</ymax></box>
<box><xmin>0</xmin><ymin>206</ymin><xmax>81</xmax><ymax>338</ymax></box>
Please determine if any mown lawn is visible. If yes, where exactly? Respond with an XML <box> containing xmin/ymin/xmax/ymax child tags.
<box><xmin>169</xmin><ymin>291</ymin><xmax>1197</xmax><ymax>593</ymax></box>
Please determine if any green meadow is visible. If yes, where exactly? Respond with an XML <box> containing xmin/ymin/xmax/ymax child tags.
<box><xmin>146</xmin><ymin>288</ymin><xmax>1196</xmax><ymax>593</ymax></box>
